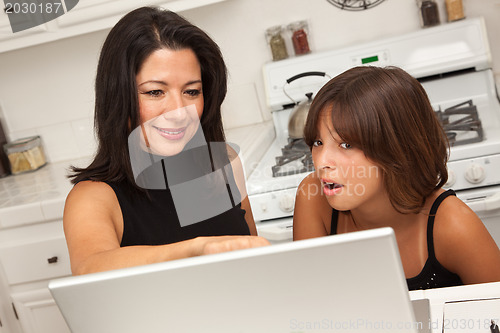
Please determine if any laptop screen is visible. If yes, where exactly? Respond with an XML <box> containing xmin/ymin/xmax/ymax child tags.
<box><xmin>49</xmin><ymin>227</ymin><xmax>419</xmax><ymax>333</ymax></box>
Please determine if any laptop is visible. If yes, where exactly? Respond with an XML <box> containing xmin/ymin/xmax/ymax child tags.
<box><xmin>49</xmin><ymin>227</ymin><xmax>419</xmax><ymax>333</ymax></box>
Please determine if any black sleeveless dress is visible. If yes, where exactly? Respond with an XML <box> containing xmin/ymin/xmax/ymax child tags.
<box><xmin>330</xmin><ymin>189</ymin><xmax>463</xmax><ymax>290</ymax></box>
<box><xmin>106</xmin><ymin>143</ymin><xmax>250</xmax><ymax>247</ymax></box>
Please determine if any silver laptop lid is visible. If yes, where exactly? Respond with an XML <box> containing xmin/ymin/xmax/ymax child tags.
<box><xmin>49</xmin><ymin>227</ymin><xmax>418</xmax><ymax>333</ymax></box>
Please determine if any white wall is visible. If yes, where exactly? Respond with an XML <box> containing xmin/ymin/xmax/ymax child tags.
<box><xmin>0</xmin><ymin>0</ymin><xmax>499</xmax><ymax>163</ymax></box>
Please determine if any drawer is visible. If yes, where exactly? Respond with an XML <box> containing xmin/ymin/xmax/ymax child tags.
<box><xmin>0</xmin><ymin>236</ymin><xmax>71</xmax><ymax>285</ymax></box>
<box><xmin>443</xmin><ymin>298</ymin><xmax>500</xmax><ymax>333</ymax></box>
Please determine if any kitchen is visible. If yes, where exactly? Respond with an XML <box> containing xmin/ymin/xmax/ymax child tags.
<box><xmin>0</xmin><ymin>0</ymin><xmax>500</xmax><ymax>332</ymax></box>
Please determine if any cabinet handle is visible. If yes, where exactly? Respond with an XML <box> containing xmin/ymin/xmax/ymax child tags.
<box><xmin>47</xmin><ymin>256</ymin><xmax>58</xmax><ymax>264</ymax></box>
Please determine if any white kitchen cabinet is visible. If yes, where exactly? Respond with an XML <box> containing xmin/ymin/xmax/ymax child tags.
<box><xmin>0</xmin><ymin>277</ymin><xmax>22</xmax><ymax>333</ymax></box>
<box><xmin>11</xmin><ymin>289</ymin><xmax>70</xmax><ymax>333</ymax></box>
<box><xmin>0</xmin><ymin>0</ymin><xmax>230</xmax><ymax>53</ymax></box>
<box><xmin>0</xmin><ymin>220</ymin><xmax>72</xmax><ymax>333</ymax></box>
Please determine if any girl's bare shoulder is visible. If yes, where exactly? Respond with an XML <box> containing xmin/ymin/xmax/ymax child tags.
<box><xmin>433</xmin><ymin>192</ymin><xmax>500</xmax><ymax>282</ymax></box>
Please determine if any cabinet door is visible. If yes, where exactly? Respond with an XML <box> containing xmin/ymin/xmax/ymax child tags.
<box><xmin>0</xmin><ymin>236</ymin><xmax>71</xmax><ymax>285</ymax></box>
<box><xmin>11</xmin><ymin>289</ymin><xmax>70</xmax><ymax>333</ymax></box>
<box><xmin>0</xmin><ymin>274</ymin><xmax>22</xmax><ymax>333</ymax></box>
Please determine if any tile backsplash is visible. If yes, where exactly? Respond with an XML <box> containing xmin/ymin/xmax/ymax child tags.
<box><xmin>5</xmin><ymin>116</ymin><xmax>96</xmax><ymax>163</ymax></box>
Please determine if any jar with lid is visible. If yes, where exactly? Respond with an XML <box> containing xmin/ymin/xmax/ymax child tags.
<box><xmin>287</xmin><ymin>21</ymin><xmax>311</xmax><ymax>56</ymax></box>
<box><xmin>3</xmin><ymin>136</ymin><xmax>46</xmax><ymax>174</ymax></box>
<box><xmin>445</xmin><ymin>0</ymin><xmax>465</xmax><ymax>22</ymax></box>
<box><xmin>418</xmin><ymin>0</ymin><xmax>440</xmax><ymax>28</ymax></box>
<box><xmin>265</xmin><ymin>25</ymin><xmax>288</xmax><ymax>61</ymax></box>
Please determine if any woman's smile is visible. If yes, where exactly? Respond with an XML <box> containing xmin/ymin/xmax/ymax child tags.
<box><xmin>153</xmin><ymin>126</ymin><xmax>187</xmax><ymax>140</ymax></box>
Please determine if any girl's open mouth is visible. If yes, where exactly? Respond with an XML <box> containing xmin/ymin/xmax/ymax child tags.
<box><xmin>322</xmin><ymin>180</ymin><xmax>343</xmax><ymax>196</ymax></box>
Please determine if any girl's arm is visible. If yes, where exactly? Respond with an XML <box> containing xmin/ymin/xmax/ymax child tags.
<box><xmin>63</xmin><ymin>181</ymin><xmax>269</xmax><ymax>275</ymax></box>
<box><xmin>293</xmin><ymin>172</ymin><xmax>331</xmax><ymax>240</ymax></box>
<box><xmin>434</xmin><ymin>195</ymin><xmax>500</xmax><ymax>284</ymax></box>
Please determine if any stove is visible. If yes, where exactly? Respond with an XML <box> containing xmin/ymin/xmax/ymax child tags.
<box><xmin>249</xmin><ymin>17</ymin><xmax>500</xmax><ymax>245</ymax></box>
<box><xmin>272</xmin><ymin>138</ymin><xmax>313</xmax><ymax>178</ymax></box>
<box><xmin>436</xmin><ymin>100</ymin><xmax>483</xmax><ymax>147</ymax></box>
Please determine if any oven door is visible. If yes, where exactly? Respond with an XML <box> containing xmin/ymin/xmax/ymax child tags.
<box><xmin>456</xmin><ymin>186</ymin><xmax>500</xmax><ymax>248</ymax></box>
<box><xmin>256</xmin><ymin>218</ymin><xmax>293</xmax><ymax>244</ymax></box>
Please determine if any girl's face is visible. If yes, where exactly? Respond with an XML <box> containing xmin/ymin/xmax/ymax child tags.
<box><xmin>311</xmin><ymin>111</ymin><xmax>385</xmax><ymax>212</ymax></box>
<box><xmin>136</xmin><ymin>48</ymin><xmax>204</xmax><ymax>156</ymax></box>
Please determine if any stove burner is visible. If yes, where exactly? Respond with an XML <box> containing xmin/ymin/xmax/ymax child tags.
<box><xmin>435</xmin><ymin>100</ymin><xmax>484</xmax><ymax>146</ymax></box>
<box><xmin>272</xmin><ymin>138</ymin><xmax>314</xmax><ymax>177</ymax></box>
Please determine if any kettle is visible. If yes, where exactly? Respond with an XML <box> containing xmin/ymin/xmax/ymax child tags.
<box><xmin>283</xmin><ymin>71</ymin><xmax>328</xmax><ymax>139</ymax></box>
<box><xmin>288</xmin><ymin>92</ymin><xmax>314</xmax><ymax>139</ymax></box>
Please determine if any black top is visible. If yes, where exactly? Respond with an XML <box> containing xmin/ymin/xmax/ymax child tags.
<box><xmin>105</xmin><ymin>144</ymin><xmax>250</xmax><ymax>247</ymax></box>
<box><xmin>330</xmin><ymin>189</ymin><xmax>463</xmax><ymax>291</ymax></box>
<box><xmin>107</xmin><ymin>180</ymin><xmax>250</xmax><ymax>247</ymax></box>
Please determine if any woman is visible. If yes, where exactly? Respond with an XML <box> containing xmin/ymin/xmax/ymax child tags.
<box><xmin>64</xmin><ymin>7</ymin><xmax>268</xmax><ymax>275</ymax></box>
<box><xmin>293</xmin><ymin>66</ymin><xmax>500</xmax><ymax>290</ymax></box>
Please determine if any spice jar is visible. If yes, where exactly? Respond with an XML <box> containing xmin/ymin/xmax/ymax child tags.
<box><xmin>266</xmin><ymin>25</ymin><xmax>288</xmax><ymax>61</ymax></box>
<box><xmin>418</xmin><ymin>0</ymin><xmax>440</xmax><ymax>28</ymax></box>
<box><xmin>288</xmin><ymin>21</ymin><xmax>311</xmax><ymax>56</ymax></box>
<box><xmin>445</xmin><ymin>0</ymin><xmax>465</xmax><ymax>22</ymax></box>
<box><xmin>4</xmin><ymin>136</ymin><xmax>46</xmax><ymax>175</ymax></box>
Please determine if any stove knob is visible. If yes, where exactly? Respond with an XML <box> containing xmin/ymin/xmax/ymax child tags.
<box><xmin>465</xmin><ymin>163</ymin><xmax>485</xmax><ymax>184</ymax></box>
<box><xmin>444</xmin><ymin>169</ymin><xmax>456</xmax><ymax>188</ymax></box>
<box><xmin>279</xmin><ymin>194</ymin><xmax>295</xmax><ymax>213</ymax></box>
<box><xmin>260</xmin><ymin>203</ymin><xmax>268</xmax><ymax>213</ymax></box>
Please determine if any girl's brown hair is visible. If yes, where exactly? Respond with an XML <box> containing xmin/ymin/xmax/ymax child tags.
<box><xmin>304</xmin><ymin>66</ymin><xmax>449</xmax><ymax>213</ymax></box>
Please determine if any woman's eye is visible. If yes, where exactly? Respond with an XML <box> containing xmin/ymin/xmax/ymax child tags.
<box><xmin>312</xmin><ymin>140</ymin><xmax>322</xmax><ymax>147</ymax></box>
<box><xmin>340</xmin><ymin>142</ymin><xmax>352</xmax><ymax>149</ymax></box>
<box><xmin>143</xmin><ymin>90</ymin><xmax>164</xmax><ymax>98</ymax></box>
<box><xmin>185</xmin><ymin>89</ymin><xmax>202</xmax><ymax>97</ymax></box>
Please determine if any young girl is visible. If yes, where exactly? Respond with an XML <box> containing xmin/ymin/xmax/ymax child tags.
<box><xmin>293</xmin><ymin>66</ymin><xmax>500</xmax><ymax>290</ymax></box>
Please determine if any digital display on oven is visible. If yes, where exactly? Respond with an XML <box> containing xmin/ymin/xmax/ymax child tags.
<box><xmin>361</xmin><ymin>55</ymin><xmax>379</xmax><ymax>64</ymax></box>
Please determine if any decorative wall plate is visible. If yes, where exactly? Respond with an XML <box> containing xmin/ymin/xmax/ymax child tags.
<box><xmin>326</xmin><ymin>0</ymin><xmax>387</xmax><ymax>11</ymax></box>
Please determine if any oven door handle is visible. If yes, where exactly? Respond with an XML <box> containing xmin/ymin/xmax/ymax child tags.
<box><xmin>464</xmin><ymin>192</ymin><xmax>500</xmax><ymax>213</ymax></box>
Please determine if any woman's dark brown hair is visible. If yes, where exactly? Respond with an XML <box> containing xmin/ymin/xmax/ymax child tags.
<box><xmin>304</xmin><ymin>66</ymin><xmax>449</xmax><ymax>213</ymax></box>
<box><xmin>69</xmin><ymin>6</ymin><xmax>227</xmax><ymax>188</ymax></box>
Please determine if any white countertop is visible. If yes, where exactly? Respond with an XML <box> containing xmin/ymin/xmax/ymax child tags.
<box><xmin>225</xmin><ymin>120</ymin><xmax>275</xmax><ymax>178</ymax></box>
<box><xmin>0</xmin><ymin>158</ymin><xmax>88</xmax><ymax>229</ymax></box>
<box><xmin>0</xmin><ymin>121</ymin><xmax>275</xmax><ymax>229</ymax></box>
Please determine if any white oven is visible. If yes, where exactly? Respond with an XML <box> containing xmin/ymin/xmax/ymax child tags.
<box><xmin>248</xmin><ymin>17</ymin><xmax>500</xmax><ymax>245</ymax></box>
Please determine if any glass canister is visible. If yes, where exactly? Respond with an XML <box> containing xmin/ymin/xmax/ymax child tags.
<box><xmin>445</xmin><ymin>0</ymin><xmax>465</xmax><ymax>22</ymax></box>
<box><xmin>418</xmin><ymin>0</ymin><xmax>440</xmax><ymax>28</ymax></box>
<box><xmin>266</xmin><ymin>25</ymin><xmax>288</xmax><ymax>61</ymax></box>
<box><xmin>3</xmin><ymin>136</ymin><xmax>46</xmax><ymax>174</ymax></box>
<box><xmin>288</xmin><ymin>21</ymin><xmax>311</xmax><ymax>56</ymax></box>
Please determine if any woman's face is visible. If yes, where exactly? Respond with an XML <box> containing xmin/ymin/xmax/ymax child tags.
<box><xmin>136</xmin><ymin>48</ymin><xmax>204</xmax><ymax>156</ymax></box>
<box><xmin>311</xmin><ymin>111</ymin><xmax>385</xmax><ymax>212</ymax></box>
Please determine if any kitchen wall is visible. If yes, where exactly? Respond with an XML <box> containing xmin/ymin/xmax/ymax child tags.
<box><xmin>0</xmin><ymin>0</ymin><xmax>499</xmax><ymax>163</ymax></box>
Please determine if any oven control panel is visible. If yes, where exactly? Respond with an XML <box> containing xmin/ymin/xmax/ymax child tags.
<box><xmin>445</xmin><ymin>154</ymin><xmax>500</xmax><ymax>191</ymax></box>
<box><xmin>248</xmin><ymin>187</ymin><xmax>297</xmax><ymax>222</ymax></box>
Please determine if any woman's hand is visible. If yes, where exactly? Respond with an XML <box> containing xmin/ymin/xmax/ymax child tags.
<box><xmin>196</xmin><ymin>235</ymin><xmax>271</xmax><ymax>255</ymax></box>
